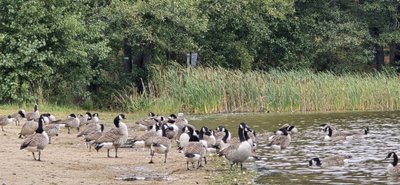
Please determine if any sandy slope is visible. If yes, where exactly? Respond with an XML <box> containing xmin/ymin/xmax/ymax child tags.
<box><xmin>0</xmin><ymin>122</ymin><xmax>213</xmax><ymax>185</ymax></box>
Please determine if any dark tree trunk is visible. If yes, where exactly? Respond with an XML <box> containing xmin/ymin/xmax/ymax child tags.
<box><xmin>123</xmin><ymin>38</ymin><xmax>133</xmax><ymax>73</ymax></box>
<box><xmin>390</xmin><ymin>42</ymin><xmax>396</xmax><ymax>64</ymax></box>
<box><xmin>375</xmin><ymin>44</ymin><xmax>384</xmax><ymax>70</ymax></box>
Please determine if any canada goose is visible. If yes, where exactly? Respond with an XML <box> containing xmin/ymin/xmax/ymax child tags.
<box><xmin>77</xmin><ymin>122</ymin><xmax>102</xmax><ymax>137</ymax></box>
<box><xmin>267</xmin><ymin>128</ymin><xmax>291</xmax><ymax>150</ymax></box>
<box><xmin>324</xmin><ymin>126</ymin><xmax>367</xmax><ymax>141</ymax></box>
<box><xmin>214</xmin><ymin>126</ymin><xmax>231</xmax><ymax>148</ymax></box>
<box><xmin>168</xmin><ymin>113</ymin><xmax>194</xmax><ymax>138</ymax></box>
<box><xmin>178</xmin><ymin>126</ymin><xmax>199</xmax><ymax>150</ymax></box>
<box><xmin>183</xmin><ymin>142</ymin><xmax>207</xmax><ymax>170</ymax></box>
<box><xmin>0</xmin><ymin>115</ymin><xmax>14</xmax><ymax>131</ymax></box>
<box><xmin>218</xmin><ymin>123</ymin><xmax>252</xmax><ymax>170</ymax></box>
<box><xmin>320</xmin><ymin>123</ymin><xmax>337</xmax><ymax>132</ymax></box>
<box><xmin>130</xmin><ymin>121</ymin><xmax>162</xmax><ymax>150</ymax></box>
<box><xmin>324</xmin><ymin>126</ymin><xmax>346</xmax><ymax>141</ymax></box>
<box><xmin>385</xmin><ymin>152</ymin><xmax>400</xmax><ymax>176</ymax></box>
<box><xmin>26</xmin><ymin>104</ymin><xmax>39</xmax><ymax>121</ymax></box>
<box><xmin>79</xmin><ymin>124</ymin><xmax>104</xmax><ymax>151</ymax></box>
<box><xmin>78</xmin><ymin>112</ymin><xmax>92</xmax><ymax>127</ymax></box>
<box><xmin>336</xmin><ymin>127</ymin><xmax>369</xmax><ymax>137</ymax></box>
<box><xmin>20</xmin><ymin>116</ymin><xmax>49</xmax><ymax>161</ymax></box>
<box><xmin>53</xmin><ymin>114</ymin><xmax>80</xmax><ymax>134</ymax></box>
<box><xmin>86</xmin><ymin>113</ymin><xmax>100</xmax><ymax>124</ymax></box>
<box><xmin>19</xmin><ymin>120</ymin><xmax>38</xmax><ymax>138</ymax></box>
<box><xmin>10</xmin><ymin>109</ymin><xmax>25</xmax><ymax>126</ymax></box>
<box><xmin>164</xmin><ymin>123</ymin><xmax>177</xmax><ymax>139</ymax></box>
<box><xmin>94</xmin><ymin>114</ymin><xmax>128</xmax><ymax>158</ymax></box>
<box><xmin>309</xmin><ymin>154</ymin><xmax>352</xmax><ymax>167</ymax></box>
<box><xmin>18</xmin><ymin>114</ymin><xmax>56</xmax><ymax>138</ymax></box>
<box><xmin>280</xmin><ymin>123</ymin><xmax>299</xmax><ymax>134</ymax></box>
<box><xmin>135</xmin><ymin>112</ymin><xmax>162</xmax><ymax>131</ymax></box>
<box><xmin>44</xmin><ymin>124</ymin><xmax>62</xmax><ymax>144</ymax></box>
<box><xmin>205</xmin><ymin>130</ymin><xmax>216</xmax><ymax>148</ymax></box>
<box><xmin>149</xmin><ymin>123</ymin><xmax>172</xmax><ymax>163</ymax></box>
<box><xmin>169</xmin><ymin>113</ymin><xmax>189</xmax><ymax>125</ymax></box>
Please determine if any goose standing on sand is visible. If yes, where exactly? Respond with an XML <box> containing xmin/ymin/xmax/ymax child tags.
<box><xmin>77</xmin><ymin>123</ymin><xmax>105</xmax><ymax>151</ymax></box>
<box><xmin>0</xmin><ymin>115</ymin><xmax>14</xmax><ymax>131</ymax></box>
<box><xmin>385</xmin><ymin>152</ymin><xmax>400</xmax><ymax>176</ymax></box>
<box><xmin>10</xmin><ymin>109</ymin><xmax>25</xmax><ymax>126</ymax></box>
<box><xmin>44</xmin><ymin>124</ymin><xmax>62</xmax><ymax>144</ymax></box>
<box><xmin>135</xmin><ymin>113</ymin><xmax>161</xmax><ymax>131</ymax></box>
<box><xmin>26</xmin><ymin>104</ymin><xmax>39</xmax><ymax>121</ymax></box>
<box><xmin>78</xmin><ymin>112</ymin><xmax>92</xmax><ymax>127</ymax></box>
<box><xmin>218</xmin><ymin>123</ymin><xmax>252</xmax><ymax>170</ymax></box>
<box><xmin>309</xmin><ymin>154</ymin><xmax>352</xmax><ymax>167</ymax></box>
<box><xmin>149</xmin><ymin>123</ymin><xmax>171</xmax><ymax>163</ymax></box>
<box><xmin>94</xmin><ymin>114</ymin><xmax>128</xmax><ymax>158</ymax></box>
<box><xmin>18</xmin><ymin>114</ymin><xmax>55</xmax><ymax>138</ymax></box>
<box><xmin>183</xmin><ymin>142</ymin><xmax>207</xmax><ymax>170</ymax></box>
<box><xmin>20</xmin><ymin>116</ymin><xmax>49</xmax><ymax>161</ymax></box>
<box><xmin>53</xmin><ymin>114</ymin><xmax>80</xmax><ymax>134</ymax></box>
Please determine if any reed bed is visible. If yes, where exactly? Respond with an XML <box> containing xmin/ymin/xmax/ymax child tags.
<box><xmin>114</xmin><ymin>64</ymin><xmax>400</xmax><ymax>114</ymax></box>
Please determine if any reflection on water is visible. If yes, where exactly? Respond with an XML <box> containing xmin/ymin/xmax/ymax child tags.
<box><xmin>189</xmin><ymin>111</ymin><xmax>400</xmax><ymax>184</ymax></box>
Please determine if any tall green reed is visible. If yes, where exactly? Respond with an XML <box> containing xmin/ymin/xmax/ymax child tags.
<box><xmin>113</xmin><ymin>64</ymin><xmax>400</xmax><ymax>114</ymax></box>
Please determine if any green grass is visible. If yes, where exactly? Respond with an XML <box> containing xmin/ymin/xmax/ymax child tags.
<box><xmin>208</xmin><ymin>156</ymin><xmax>256</xmax><ymax>185</ymax></box>
<box><xmin>113</xmin><ymin>64</ymin><xmax>400</xmax><ymax>114</ymax></box>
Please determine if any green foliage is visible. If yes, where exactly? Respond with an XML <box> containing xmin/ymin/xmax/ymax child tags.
<box><xmin>0</xmin><ymin>0</ymin><xmax>110</xmax><ymax>104</ymax></box>
<box><xmin>1</xmin><ymin>0</ymin><xmax>400</xmax><ymax>111</ymax></box>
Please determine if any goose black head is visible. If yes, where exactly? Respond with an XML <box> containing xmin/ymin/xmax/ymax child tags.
<box><xmin>182</xmin><ymin>126</ymin><xmax>193</xmax><ymax>134</ymax></box>
<box><xmin>7</xmin><ymin>115</ymin><xmax>12</xmax><ymax>119</ymax></box>
<box><xmin>309</xmin><ymin>158</ymin><xmax>322</xmax><ymax>166</ymax></box>
<box><xmin>86</xmin><ymin>112</ymin><xmax>92</xmax><ymax>117</ymax></box>
<box><xmin>93</xmin><ymin>113</ymin><xmax>99</xmax><ymax>117</ymax></box>
<box><xmin>41</xmin><ymin>113</ymin><xmax>51</xmax><ymax>117</ymax></box>
<box><xmin>68</xmin><ymin>114</ymin><xmax>76</xmax><ymax>118</ymax></box>
<box><xmin>386</xmin><ymin>152</ymin><xmax>398</xmax><ymax>160</ymax></box>
<box><xmin>288</xmin><ymin>126</ymin><xmax>295</xmax><ymax>131</ymax></box>
<box><xmin>239</xmin><ymin>122</ymin><xmax>248</xmax><ymax>130</ymax></box>
<box><xmin>205</xmin><ymin>130</ymin><xmax>213</xmax><ymax>137</ymax></box>
<box><xmin>216</xmin><ymin>125</ymin><xmax>226</xmax><ymax>132</ymax></box>
<box><xmin>34</xmin><ymin>104</ymin><xmax>38</xmax><ymax>112</ymax></box>
<box><xmin>200</xmin><ymin>126</ymin><xmax>209</xmax><ymax>133</ymax></box>
<box><xmin>386</xmin><ymin>152</ymin><xmax>398</xmax><ymax>166</ymax></box>
<box><xmin>113</xmin><ymin>114</ymin><xmax>125</xmax><ymax>128</ymax></box>
<box><xmin>169</xmin><ymin>114</ymin><xmax>177</xmax><ymax>119</ymax></box>
<box><xmin>319</xmin><ymin>124</ymin><xmax>328</xmax><ymax>131</ymax></box>
<box><xmin>276</xmin><ymin>127</ymin><xmax>289</xmax><ymax>136</ymax></box>
<box><xmin>148</xmin><ymin>112</ymin><xmax>156</xmax><ymax>117</ymax></box>
<box><xmin>119</xmin><ymin>113</ymin><xmax>126</xmax><ymax>120</ymax></box>
<box><xmin>18</xmin><ymin>110</ymin><xmax>25</xmax><ymax>117</ymax></box>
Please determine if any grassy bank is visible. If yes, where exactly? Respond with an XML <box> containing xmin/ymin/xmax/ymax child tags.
<box><xmin>113</xmin><ymin>64</ymin><xmax>400</xmax><ymax>114</ymax></box>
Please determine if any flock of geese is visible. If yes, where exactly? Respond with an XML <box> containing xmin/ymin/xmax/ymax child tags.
<box><xmin>0</xmin><ymin>105</ymin><xmax>399</xmax><ymax>177</ymax></box>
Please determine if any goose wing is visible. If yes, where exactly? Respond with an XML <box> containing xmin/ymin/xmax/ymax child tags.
<box><xmin>95</xmin><ymin>128</ymin><xmax>122</xmax><ymax>143</ymax></box>
<box><xmin>20</xmin><ymin>133</ymin><xmax>47</xmax><ymax>150</ymax></box>
<box><xmin>268</xmin><ymin>135</ymin><xmax>287</xmax><ymax>146</ymax></box>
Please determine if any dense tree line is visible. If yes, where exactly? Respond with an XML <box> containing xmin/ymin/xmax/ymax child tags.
<box><xmin>0</xmin><ymin>0</ymin><xmax>399</xmax><ymax>108</ymax></box>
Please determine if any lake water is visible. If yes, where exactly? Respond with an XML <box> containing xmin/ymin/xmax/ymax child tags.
<box><xmin>189</xmin><ymin>111</ymin><xmax>400</xmax><ymax>184</ymax></box>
